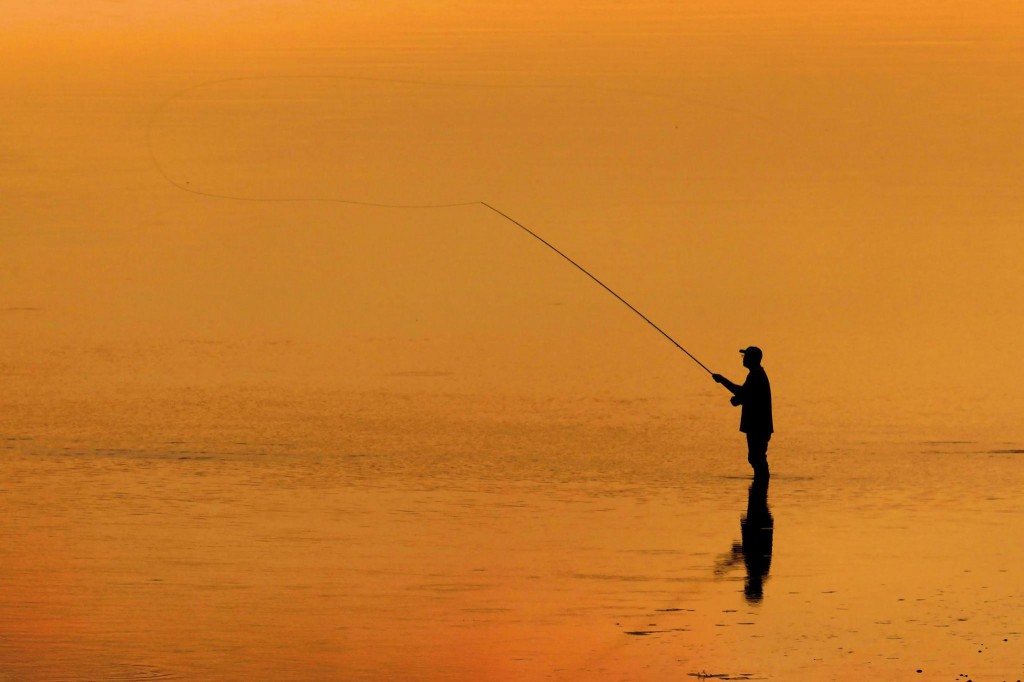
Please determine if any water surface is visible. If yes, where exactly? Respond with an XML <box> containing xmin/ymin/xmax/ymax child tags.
<box><xmin>2</xmin><ymin>1</ymin><xmax>1022</xmax><ymax>679</ymax></box>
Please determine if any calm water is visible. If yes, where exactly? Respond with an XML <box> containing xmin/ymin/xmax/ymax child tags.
<box><xmin>1</xmin><ymin>387</ymin><xmax>1022</xmax><ymax>681</ymax></box>
<box><xmin>3</xmin><ymin>1</ymin><xmax>1023</xmax><ymax>680</ymax></box>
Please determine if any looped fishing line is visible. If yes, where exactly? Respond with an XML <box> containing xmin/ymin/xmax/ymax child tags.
<box><xmin>146</xmin><ymin>75</ymin><xmax>713</xmax><ymax>374</ymax></box>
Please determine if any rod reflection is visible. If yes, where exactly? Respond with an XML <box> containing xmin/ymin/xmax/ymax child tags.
<box><xmin>714</xmin><ymin>478</ymin><xmax>774</xmax><ymax>604</ymax></box>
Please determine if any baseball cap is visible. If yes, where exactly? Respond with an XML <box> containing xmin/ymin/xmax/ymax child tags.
<box><xmin>739</xmin><ymin>346</ymin><xmax>763</xmax><ymax>360</ymax></box>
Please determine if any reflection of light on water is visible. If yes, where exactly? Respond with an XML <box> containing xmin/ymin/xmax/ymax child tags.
<box><xmin>1</xmin><ymin>393</ymin><xmax>1023</xmax><ymax>678</ymax></box>
<box><xmin>4</xmin><ymin>0</ymin><xmax>1024</xmax><ymax>678</ymax></box>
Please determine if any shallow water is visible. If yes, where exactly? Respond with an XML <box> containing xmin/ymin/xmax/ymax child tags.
<box><xmin>1</xmin><ymin>388</ymin><xmax>1021</xmax><ymax>681</ymax></box>
<box><xmin>3</xmin><ymin>1</ymin><xmax>1023</xmax><ymax>679</ymax></box>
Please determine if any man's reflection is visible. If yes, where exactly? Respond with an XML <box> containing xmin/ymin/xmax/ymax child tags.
<box><xmin>714</xmin><ymin>478</ymin><xmax>774</xmax><ymax>603</ymax></box>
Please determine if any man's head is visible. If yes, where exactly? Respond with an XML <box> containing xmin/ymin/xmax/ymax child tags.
<box><xmin>740</xmin><ymin>346</ymin><xmax>763</xmax><ymax>369</ymax></box>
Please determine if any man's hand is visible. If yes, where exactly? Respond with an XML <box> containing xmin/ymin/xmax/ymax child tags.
<box><xmin>712</xmin><ymin>373</ymin><xmax>724</xmax><ymax>384</ymax></box>
<box><xmin>730</xmin><ymin>395</ymin><xmax>741</xmax><ymax>406</ymax></box>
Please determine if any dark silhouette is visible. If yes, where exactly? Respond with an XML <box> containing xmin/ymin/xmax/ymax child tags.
<box><xmin>712</xmin><ymin>346</ymin><xmax>773</xmax><ymax>479</ymax></box>
<box><xmin>714</xmin><ymin>478</ymin><xmax>774</xmax><ymax>604</ymax></box>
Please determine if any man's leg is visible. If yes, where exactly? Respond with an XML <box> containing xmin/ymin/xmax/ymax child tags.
<box><xmin>746</xmin><ymin>432</ymin><xmax>771</xmax><ymax>479</ymax></box>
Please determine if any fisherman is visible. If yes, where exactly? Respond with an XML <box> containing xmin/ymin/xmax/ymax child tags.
<box><xmin>712</xmin><ymin>346</ymin><xmax>773</xmax><ymax>479</ymax></box>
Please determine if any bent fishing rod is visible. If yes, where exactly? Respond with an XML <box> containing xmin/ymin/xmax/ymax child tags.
<box><xmin>151</xmin><ymin>175</ymin><xmax>713</xmax><ymax>374</ymax></box>
<box><xmin>146</xmin><ymin>86</ymin><xmax>712</xmax><ymax>376</ymax></box>
<box><xmin>479</xmin><ymin>202</ymin><xmax>712</xmax><ymax>375</ymax></box>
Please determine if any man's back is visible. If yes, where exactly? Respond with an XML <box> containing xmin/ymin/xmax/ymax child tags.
<box><xmin>739</xmin><ymin>366</ymin><xmax>773</xmax><ymax>435</ymax></box>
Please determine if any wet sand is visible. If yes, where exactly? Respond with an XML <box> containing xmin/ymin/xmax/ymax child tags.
<box><xmin>1</xmin><ymin>388</ymin><xmax>1021</xmax><ymax>681</ymax></box>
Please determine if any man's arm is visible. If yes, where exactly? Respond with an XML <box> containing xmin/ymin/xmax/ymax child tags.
<box><xmin>712</xmin><ymin>374</ymin><xmax>744</xmax><ymax>397</ymax></box>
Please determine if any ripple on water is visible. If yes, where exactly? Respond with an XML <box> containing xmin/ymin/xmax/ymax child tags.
<box><xmin>45</xmin><ymin>664</ymin><xmax>178</xmax><ymax>682</ymax></box>
<box><xmin>100</xmin><ymin>664</ymin><xmax>178</xmax><ymax>681</ymax></box>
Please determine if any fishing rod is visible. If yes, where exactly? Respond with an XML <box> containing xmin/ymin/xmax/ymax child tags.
<box><xmin>148</xmin><ymin>156</ymin><xmax>712</xmax><ymax>375</ymax></box>
<box><xmin>146</xmin><ymin>79</ymin><xmax>715</xmax><ymax>375</ymax></box>
<box><xmin>479</xmin><ymin>202</ymin><xmax>713</xmax><ymax>375</ymax></box>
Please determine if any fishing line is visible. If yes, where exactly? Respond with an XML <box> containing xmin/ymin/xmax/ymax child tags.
<box><xmin>146</xmin><ymin>75</ymin><xmax>716</xmax><ymax>374</ymax></box>
<box><xmin>478</xmin><ymin>202</ymin><xmax>713</xmax><ymax>374</ymax></box>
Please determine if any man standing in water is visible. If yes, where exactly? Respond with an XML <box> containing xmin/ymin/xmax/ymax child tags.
<box><xmin>712</xmin><ymin>346</ymin><xmax>773</xmax><ymax>479</ymax></box>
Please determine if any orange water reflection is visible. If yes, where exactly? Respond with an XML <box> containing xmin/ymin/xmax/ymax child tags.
<box><xmin>3</xmin><ymin>0</ymin><xmax>1023</xmax><ymax>679</ymax></box>
<box><xmin>2</xmin><ymin>391</ymin><xmax>1023</xmax><ymax>680</ymax></box>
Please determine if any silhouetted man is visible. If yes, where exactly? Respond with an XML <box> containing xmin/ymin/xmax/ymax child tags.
<box><xmin>712</xmin><ymin>346</ymin><xmax>773</xmax><ymax>479</ymax></box>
